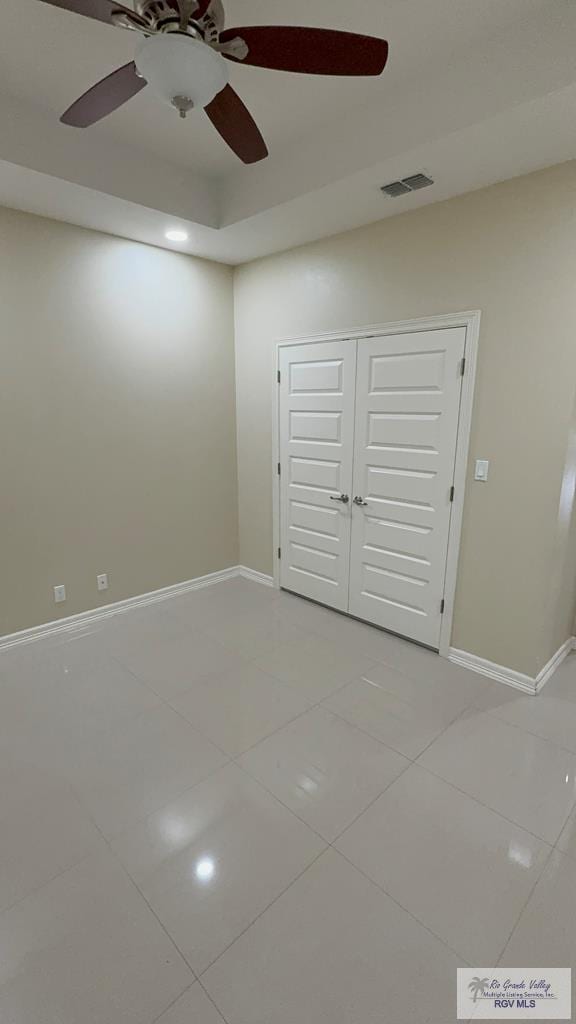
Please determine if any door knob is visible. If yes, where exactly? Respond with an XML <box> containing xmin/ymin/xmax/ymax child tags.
<box><xmin>330</xmin><ymin>494</ymin><xmax>350</xmax><ymax>504</ymax></box>
<box><xmin>353</xmin><ymin>496</ymin><xmax>368</xmax><ymax>506</ymax></box>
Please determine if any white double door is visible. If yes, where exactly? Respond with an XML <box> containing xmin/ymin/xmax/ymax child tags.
<box><xmin>278</xmin><ymin>327</ymin><xmax>466</xmax><ymax>649</ymax></box>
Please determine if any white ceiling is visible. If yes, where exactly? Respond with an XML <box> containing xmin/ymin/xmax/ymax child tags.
<box><xmin>0</xmin><ymin>0</ymin><xmax>575</xmax><ymax>263</ymax></box>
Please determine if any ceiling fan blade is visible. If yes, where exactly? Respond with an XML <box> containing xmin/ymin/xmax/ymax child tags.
<box><xmin>195</xmin><ymin>0</ymin><xmax>213</xmax><ymax>17</ymax></box>
<box><xmin>205</xmin><ymin>85</ymin><xmax>268</xmax><ymax>164</ymax></box>
<box><xmin>36</xmin><ymin>0</ymin><xmax>147</xmax><ymax>28</ymax></box>
<box><xmin>219</xmin><ymin>26</ymin><xmax>389</xmax><ymax>76</ymax></box>
<box><xmin>61</xmin><ymin>62</ymin><xmax>146</xmax><ymax>127</ymax></box>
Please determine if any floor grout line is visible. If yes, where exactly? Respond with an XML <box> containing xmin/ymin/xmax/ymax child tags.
<box><xmin>413</xmin><ymin>754</ymin><xmax>562</xmax><ymax>848</ymax></box>
<box><xmin>80</xmin><ymin>719</ymin><xmax>330</xmax><ymax>1018</ymax></box>
<box><xmin>332</xmin><ymin>800</ymin><xmax>557</xmax><ymax>972</ymax></box>
<box><xmin>150</xmin><ymin>981</ymin><xmax>198</xmax><ymax>1024</ymax></box>
<box><xmin>2</xmin><ymin>579</ymin><xmax>576</xmax><ymax>1021</ymax></box>
<box><xmin>81</xmin><ymin>668</ymin><xmax>562</xmax><ymax>998</ymax></box>
<box><xmin>196</xmin><ymin>844</ymin><xmax>329</xmax><ymax>982</ymax></box>
<box><xmin>221</xmin><ymin>659</ymin><xmax>419</xmax><ymax>847</ymax></box>
<box><xmin>327</xmin><ymin>757</ymin><xmax>413</xmax><ymax>842</ymax></box>
<box><xmin>229</xmin><ymin>757</ymin><xmax>331</xmax><ymax>843</ymax></box>
<box><xmin>104</xmin><ymin>836</ymin><xmax>200</xmax><ymax>979</ymax></box>
<box><xmin>477</xmin><ymin>699</ymin><xmax>576</xmax><ymax>758</ymax></box>
<box><xmin>98</xmin><ymin>756</ymin><xmax>235</xmax><ymax>845</ymax></box>
<box><xmin>20</xmin><ymin>804</ymin><xmax>204</xmax><ymax>1023</ymax></box>
<box><xmin>196</xmin><ymin>977</ymin><xmax>233</xmax><ymax>1024</ymax></box>
<box><xmin>323</xmin><ymin>693</ymin><xmax>467</xmax><ymax>762</ymax></box>
<box><xmin>331</xmin><ymin>843</ymin><xmax>474</xmax><ymax>968</ymax></box>
<box><xmin>0</xmin><ymin>835</ymin><xmax>107</xmax><ymax>919</ymax></box>
<box><xmin>98</xmin><ymin>771</ymin><xmax>330</xmax><ymax>1018</ymax></box>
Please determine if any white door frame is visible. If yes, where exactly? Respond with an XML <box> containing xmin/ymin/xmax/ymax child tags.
<box><xmin>272</xmin><ymin>310</ymin><xmax>481</xmax><ymax>659</ymax></box>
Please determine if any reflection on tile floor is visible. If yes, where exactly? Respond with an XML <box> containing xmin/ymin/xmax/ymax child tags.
<box><xmin>0</xmin><ymin>577</ymin><xmax>575</xmax><ymax>1022</ymax></box>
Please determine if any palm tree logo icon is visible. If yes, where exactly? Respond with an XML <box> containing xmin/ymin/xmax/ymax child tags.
<box><xmin>468</xmin><ymin>977</ymin><xmax>490</xmax><ymax>1003</ymax></box>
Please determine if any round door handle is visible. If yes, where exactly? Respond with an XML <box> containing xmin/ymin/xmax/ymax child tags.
<box><xmin>353</xmin><ymin>496</ymin><xmax>369</xmax><ymax>506</ymax></box>
<box><xmin>330</xmin><ymin>494</ymin><xmax>350</xmax><ymax>504</ymax></box>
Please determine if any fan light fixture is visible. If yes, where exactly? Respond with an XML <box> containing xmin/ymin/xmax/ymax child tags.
<box><xmin>50</xmin><ymin>0</ymin><xmax>389</xmax><ymax>164</ymax></box>
<box><xmin>165</xmin><ymin>228</ymin><xmax>189</xmax><ymax>242</ymax></box>
<box><xmin>136</xmin><ymin>35</ymin><xmax>229</xmax><ymax>117</ymax></box>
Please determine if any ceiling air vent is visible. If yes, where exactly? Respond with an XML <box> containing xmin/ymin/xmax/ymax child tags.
<box><xmin>381</xmin><ymin>180</ymin><xmax>411</xmax><ymax>198</ymax></box>
<box><xmin>381</xmin><ymin>172</ymin><xmax>434</xmax><ymax>198</ymax></box>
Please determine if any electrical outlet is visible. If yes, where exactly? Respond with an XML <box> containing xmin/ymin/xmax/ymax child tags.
<box><xmin>54</xmin><ymin>585</ymin><xmax>66</xmax><ymax>604</ymax></box>
<box><xmin>97</xmin><ymin>573</ymin><xmax>109</xmax><ymax>592</ymax></box>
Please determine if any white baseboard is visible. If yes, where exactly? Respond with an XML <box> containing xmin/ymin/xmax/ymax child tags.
<box><xmin>4</xmin><ymin>563</ymin><xmax>569</xmax><ymax>696</ymax></box>
<box><xmin>0</xmin><ymin>566</ymin><xmax>244</xmax><ymax>653</ymax></box>
<box><xmin>448</xmin><ymin>649</ymin><xmax>536</xmax><ymax>694</ymax></box>
<box><xmin>535</xmin><ymin>636</ymin><xmax>574</xmax><ymax>692</ymax></box>
<box><xmin>237</xmin><ymin>566</ymin><xmax>275</xmax><ymax>588</ymax></box>
<box><xmin>448</xmin><ymin>636</ymin><xmax>574</xmax><ymax>696</ymax></box>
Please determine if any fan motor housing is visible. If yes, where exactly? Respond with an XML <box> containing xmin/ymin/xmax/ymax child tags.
<box><xmin>139</xmin><ymin>1</ymin><xmax>180</xmax><ymax>30</ymax></box>
<box><xmin>121</xmin><ymin>0</ymin><xmax>225</xmax><ymax>41</ymax></box>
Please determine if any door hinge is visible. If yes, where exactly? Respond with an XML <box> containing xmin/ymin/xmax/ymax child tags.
<box><xmin>440</xmin><ymin>599</ymin><xmax>445</xmax><ymax>614</ymax></box>
<box><xmin>277</xmin><ymin>370</ymin><xmax>281</xmax><ymax>384</ymax></box>
<box><xmin>460</xmin><ymin>356</ymin><xmax>466</xmax><ymax>376</ymax></box>
<box><xmin>449</xmin><ymin>485</ymin><xmax>455</xmax><ymax>503</ymax></box>
<box><xmin>277</xmin><ymin>462</ymin><xmax>281</xmax><ymax>476</ymax></box>
<box><xmin>277</xmin><ymin>546</ymin><xmax>281</xmax><ymax>560</ymax></box>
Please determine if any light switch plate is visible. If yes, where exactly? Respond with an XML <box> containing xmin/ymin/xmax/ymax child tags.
<box><xmin>475</xmin><ymin>459</ymin><xmax>490</xmax><ymax>482</ymax></box>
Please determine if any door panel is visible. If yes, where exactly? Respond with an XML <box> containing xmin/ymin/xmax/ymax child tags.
<box><xmin>279</xmin><ymin>340</ymin><xmax>356</xmax><ymax>610</ymax></box>
<box><xmin>349</xmin><ymin>329</ymin><xmax>466</xmax><ymax>647</ymax></box>
<box><xmin>290</xmin><ymin>410</ymin><xmax>342</xmax><ymax>443</ymax></box>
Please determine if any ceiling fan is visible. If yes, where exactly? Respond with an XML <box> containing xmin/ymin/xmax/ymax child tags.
<box><xmin>36</xmin><ymin>0</ymin><xmax>389</xmax><ymax>164</ymax></box>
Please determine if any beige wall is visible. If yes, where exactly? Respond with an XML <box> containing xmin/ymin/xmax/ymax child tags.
<box><xmin>233</xmin><ymin>162</ymin><xmax>576</xmax><ymax>677</ymax></box>
<box><xmin>0</xmin><ymin>207</ymin><xmax>237</xmax><ymax>636</ymax></box>
<box><xmin>549</xmin><ymin>396</ymin><xmax>576</xmax><ymax>662</ymax></box>
<box><xmin>4</xmin><ymin>165</ymin><xmax>576</xmax><ymax>673</ymax></box>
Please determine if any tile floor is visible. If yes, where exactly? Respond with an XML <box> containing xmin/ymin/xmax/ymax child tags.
<box><xmin>0</xmin><ymin>576</ymin><xmax>575</xmax><ymax>1022</ymax></box>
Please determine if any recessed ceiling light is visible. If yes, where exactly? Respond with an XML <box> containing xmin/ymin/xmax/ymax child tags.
<box><xmin>165</xmin><ymin>228</ymin><xmax>188</xmax><ymax>242</ymax></box>
<box><xmin>195</xmin><ymin>856</ymin><xmax>216</xmax><ymax>883</ymax></box>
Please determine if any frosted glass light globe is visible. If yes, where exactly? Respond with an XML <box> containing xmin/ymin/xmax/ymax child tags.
<box><xmin>136</xmin><ymin>34</ymin><xmax>229</xmax><ymax>112</ymax></box>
